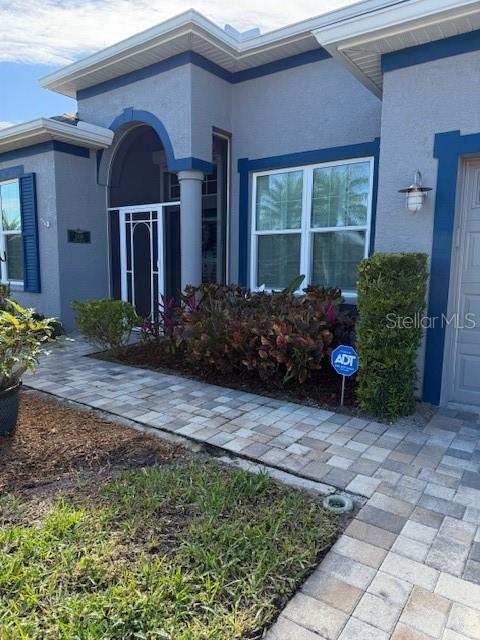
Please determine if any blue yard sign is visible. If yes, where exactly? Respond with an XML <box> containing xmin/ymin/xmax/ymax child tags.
<box><xmin>331</xmin><ymin>345</ymin><xmax>359</xmax><ymax>377</ymax></box>
<box><xmin>331</xmin><ymin>345</ymin><xmax>359</xmax><ymax>406</ymax></box>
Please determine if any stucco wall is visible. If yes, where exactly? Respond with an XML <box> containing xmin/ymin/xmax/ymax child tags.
<box><xmin>375</xmin><ymin>50</ymin><xmax>480</xmax><ymax>256</ymax></box>
<box><xmin>0</xmin><ymin>149</ymin><xmax>108</xmax><ymax>331</ymax></box>
<box><xmin>78</xmin><ymin>65</ymin><xmax>193</xmax><ymax>161</ymax></box>
<box><xmin>53</xmin><ymin>151</ymin><xmax>109</xmax><ymax>330</ymax></box>
<box><xmin>375</xmin><ymin>50</ymin><xmax>480</xmax><ymax>395</ymax></box>
<box><xmin>190</xmin><ymin>65</ymin><xmax>232</xmax><ymax>160</ymax></box>
<box><xmin>78</xmin><ymin>56</ymin><xmax>382</xmax><ymax>285</ymax></box>
<box><xmin>0</xmin><ymin>151</ymin><xmax>61</xmax><ymax>318</ymax></box>
<box><xmin>228</xmin><ymin>57</ymin><xmax>382</xmax><ymax>281</ymax></box>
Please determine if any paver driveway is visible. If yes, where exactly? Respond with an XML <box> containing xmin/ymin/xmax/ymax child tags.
<box><xmin>26</xmin><ymin>341</ymin><xmax>480</xmax><ymax>639</ymax></box>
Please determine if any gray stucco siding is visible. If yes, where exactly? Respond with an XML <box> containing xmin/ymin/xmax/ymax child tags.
<box><xmin>190</xmin><ymin>65</ymin><xmax>232</xmax><ymax>161</ymax></box>
<box><xmin>228</xmin><ymin>57</ymin><xmax>382</xmax><ymax>282</ymax></box>
<box><xmin>374</xmin><ymin>49</ymin><xmax>480</xmax><ymax>395</ymax></box>
<box><xmin>375</xmin><ymin>49</ymin><xmax>480</xmax><ymax>257</ymax></box>
<box><xmin>53</xmin><ymin>152</ymin><xmax>109</xmax><ymax>330</ymax></box>
<box><xmin>78</xmin><ymin>65</ymin><xmax>194</xmax><ymax>162</ymax></box>
<box><xmin>231</xmin><ymin>58</ymin><xmax>381</xmax><ymax>161</ymax></box>
<box><xmin>0</xmin><ymin>151</ymin><xmax>61</xmax><ymax>318</ymax></box>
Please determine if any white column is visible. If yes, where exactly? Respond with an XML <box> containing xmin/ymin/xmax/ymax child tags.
<box><xmin>177</xmin><ymin>169</ymin><xmax>204</xmax><ymax>290</ymax></box>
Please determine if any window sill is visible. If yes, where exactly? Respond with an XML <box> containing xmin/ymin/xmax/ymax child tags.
<box><xmin>1</xmin><ymin>282</ymin><xmax>24</xmax><ymax>292</ymax></box>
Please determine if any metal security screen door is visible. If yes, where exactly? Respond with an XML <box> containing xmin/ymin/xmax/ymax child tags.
<box><xmin>111</xmin><ymin>203</ymin><xmax>179</xmax><ymax>321</ymax></box>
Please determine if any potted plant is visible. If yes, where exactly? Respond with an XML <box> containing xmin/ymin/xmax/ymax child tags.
<box><xmin>0</xmin><ymin>300</ymin><xmax>56</xmax><ymax>435</ymax></box>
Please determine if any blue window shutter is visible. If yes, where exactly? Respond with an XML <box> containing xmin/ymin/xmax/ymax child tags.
<box><xmin>19</xmin><ymin>173</ymin><xmax>41</xmax><ymax>293</ymax></box>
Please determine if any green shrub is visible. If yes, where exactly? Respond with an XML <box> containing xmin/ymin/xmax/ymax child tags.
<box><xmin>170</xmin><ymin>282</ymin><xmax>350</xmax><ymax>386</ymax></box>
<box><xmin>0</xmin><ymin>300</ymin><xmax>56</xmax><ymax>391</ymax></box>
<box><xmin>356</xmin><ymin>252</ymin><xmax>428</xmax><ymax>419</ymax></box>
<box><xmin>72</xmin><ymin>298</ymin><xmax>138</xmax><ymax>354</ymax></box>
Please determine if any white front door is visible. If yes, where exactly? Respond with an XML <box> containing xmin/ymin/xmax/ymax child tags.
<box><xmin>449</xmin><ymin>158</ymin><xmax>480</xmax><ymax>405</ymax></box>
<box><xmin>119</xmin><ymin>205</ymin><xmax>164</xmax><ymax>322</ymax></box>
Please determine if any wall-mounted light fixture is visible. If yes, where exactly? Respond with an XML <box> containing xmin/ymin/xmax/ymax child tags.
<box><xmin>399</xmin><ymin>171</ymin><xmax>432</xmax><ymax>212</ymax></box>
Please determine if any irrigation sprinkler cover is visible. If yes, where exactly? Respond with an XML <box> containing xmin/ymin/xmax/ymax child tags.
<box><xmin>323</xmin><ymin>494</ymin><xmax>354</xmax><ymax>514</ymax></box>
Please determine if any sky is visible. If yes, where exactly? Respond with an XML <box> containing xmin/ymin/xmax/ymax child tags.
<box><xmin>0</xmin><ymin>0</ymin><xmax>359</xmax><ymax>129</ymax></box>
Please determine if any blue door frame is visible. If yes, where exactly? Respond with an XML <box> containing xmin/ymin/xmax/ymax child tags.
<box><xmin>423</xmin><ymin>130</ymin><xmax>480</xmax><ymax>405</ymax></box>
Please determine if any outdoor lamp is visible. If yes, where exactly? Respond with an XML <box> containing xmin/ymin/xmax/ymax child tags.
<box><xmin>399</xmin><ymin>171</ymin><xmax>432</xmax><ymax>212</ymax></box>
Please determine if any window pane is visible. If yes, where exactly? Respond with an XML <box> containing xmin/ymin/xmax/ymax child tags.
<box><xmin>1</xmin><ymin>181</ymin><xmax>21</xmax><ymax>230</ymax></box>
<box><xmin>311</xmin><ymin>162</ymin><xmax>370</xmax><ymax>228</ymax></box>
<box><xmin>257</xmin><ymin>234</ymin><xmax>301</xmax><ymax>289</ymax></box>
<box><xmin>6</xmin><ymin>234</ymin><xmax>23</xmax><ymax>281</ymax></box>
<box><xmin>312</xmin><ymin>230</ymin><xmax>366</xmax><ymax>291</ymax></box>
<box><xmin>256</xmin><ymin>171</ymin><xmax>303</xmax><ymax>231</ymax></box>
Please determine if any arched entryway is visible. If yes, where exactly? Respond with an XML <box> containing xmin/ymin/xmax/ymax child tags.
<box><xmin>108</xmin><ymin>124</ymin><xmax>181</xmax><ymax>321</ymax></box>
<box><xmin>107</xmin><ymin>122</ymin><xmax>230</xmax><ymax>321</ymax></box>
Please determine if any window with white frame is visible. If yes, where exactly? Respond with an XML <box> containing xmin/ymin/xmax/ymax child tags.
<box><xmin>0</xmin><ymin>179</ymin><xmax>23</xmax><ymax>285</ymax></box>
<box><xmin>251</xmin><ymin>158</ymin><xmax>373</xmax><ymax>296</ymax></box>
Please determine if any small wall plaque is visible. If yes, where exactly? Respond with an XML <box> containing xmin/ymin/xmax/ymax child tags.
<box><xmin>68</xmin><ymin>229</ymin><xmax>91</xmax><ymax>244</ymax></box>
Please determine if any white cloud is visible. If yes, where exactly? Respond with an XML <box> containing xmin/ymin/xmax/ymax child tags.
<box><xmin>0</xmin><ymin>0</ymin><xmax>357</xmax><ymax>66</ymax></box>
<box><xmin>0</xmin><ymin>121</ymin><xmax>16</xmax><ymax>129</ymax></box>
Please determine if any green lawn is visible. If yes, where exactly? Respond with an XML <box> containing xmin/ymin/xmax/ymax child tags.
<box><xmin>0</xmin><ymin>462</ymin><xmax>338</xmax><ymax>640</ymax></box>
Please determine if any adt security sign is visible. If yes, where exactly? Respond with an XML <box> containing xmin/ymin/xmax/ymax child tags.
<box><xmin>331</xmin><ymin>345</ymin><xmax>359</xmax><ymax>377</ymax></box>
<box><xmin>331</xmin><ymin>345</ymin><xmax>358</xmax><ymax>405</ymax></box>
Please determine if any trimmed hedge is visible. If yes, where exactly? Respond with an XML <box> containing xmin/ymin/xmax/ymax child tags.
<box><xmin>356</xmin><ymin>253</ymin><xmax>428</xmax><ymax>420</ymax></box>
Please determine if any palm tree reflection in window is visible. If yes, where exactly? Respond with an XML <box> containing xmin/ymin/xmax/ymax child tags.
<box><xmin>255</xmin><ymin>172</ymin><xmax>303</xmax><ymax>289</ymax></box>
<box><xmin>312</xmin><ymin>162</ymin><xmax>370</xmax><ymax>291</ymax></box>
<box><xmin>256</xmin><ymin>171</ymin><xmax>303</xmax><ymax>231</ymax></box>
<box><xmin>1</xmin><ymin>181</ymin><xmax>23</xmax><ymax>282</ymax></box>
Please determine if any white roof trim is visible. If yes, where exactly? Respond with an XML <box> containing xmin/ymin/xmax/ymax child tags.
<box><xmin>40</xmin><ymin>0</ymin><xmax>480</xmax><ymax>99</ymax></box>
<box><xmin>313</xmin><ymin>0</ymin><xmax>480</xmax><ymax>96</ymax></box>
<box><xmin>40</xmin><ymin>3</ymin><xmax>400</xmax><ymax>97</ymax></box>
<box><xmin>314</xmin><ymin>0</ymin><xmax>480</xmax><ymax>45</ymax></box>
<box><xmin>0</xmin><ymin>118</ymin><xmax>114</xmax><ymax>154</ymax></box>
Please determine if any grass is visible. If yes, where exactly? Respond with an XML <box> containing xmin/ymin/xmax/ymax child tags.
<box><xmin>0</xmin><ymin>461</ymin><xmax>338</xmax><ymax>640</ymax></box>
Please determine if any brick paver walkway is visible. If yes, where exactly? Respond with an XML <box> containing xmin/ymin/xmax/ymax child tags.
<box><xmin>25</xmin><ymin>341</ymin><xmax>480</xmax><ymax>639</ymax></box>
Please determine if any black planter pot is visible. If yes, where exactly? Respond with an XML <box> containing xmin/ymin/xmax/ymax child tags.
<box><xmin>0</xmin><ymin>383</ymin><xmax>21</xmax><ymax>436</ymax></box>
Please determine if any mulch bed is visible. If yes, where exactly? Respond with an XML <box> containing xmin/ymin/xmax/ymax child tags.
<box><xmin>109</xmin><ymin>342</ymin><xmax>358</xmax><ymax>410</ymax></box>
<box><xmin>0</xmin><ymin>392</ymin><xmax>181</xmax><ymax>492</ymax></box>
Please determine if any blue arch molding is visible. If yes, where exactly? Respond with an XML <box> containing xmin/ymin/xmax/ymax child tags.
<box><xmin>423</xmin><ymin>130</ymin><xmax>480</xmax><ymax>405</ymax></box>
<box><xmin>237</xmin><ymin>138</ymin><xmax>381</xmax><ymax>287</ymax></box>
<box><xmin>77</xmin><ymin>49</ymin><xmax>331</xmax><ymax>100</ymax></box>
<box><xmin>382</xmin><ymin>28</ymin><xmax>480</xmax><ymax>73</ymax></box>
<box><xmin>108</xmin><ymin>108</ymin><xmax>214</xmax><ymax>174</ymax></box>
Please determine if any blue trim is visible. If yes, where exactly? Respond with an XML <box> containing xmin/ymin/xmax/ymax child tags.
<box><xmin>369</xmin><ymin>142</ymin><xmax>380</xmax><ymax>256</ymax></box>
<box><xmin>238</xmin><ymin>158</ymin><xmax>250</xmax><ymax>287</ymax></box>
<box><xmin>19</xmin><ymin>173</ymin><xmax>41</xmax><ymax>293</ymax></box>
<box><xmin>231</xmin><ymin>49</ymin><xmax>330</xmax><ymax>83</ymax></box>
<box><xmin>237</xmin><ymin>138</ymin><xmax>380</xmax><ymax>287</ymax></box>
<box><xmin>77</xmin><ymin>48</ymin><xmax>331</xmax><ymax>100</ymax></box>
<box><xmin>0</xmin><ymin>165</ymin><xmax>24</xmax><ymax>180</ymax></box>
<box><xmin>382</xmin><ymin>29</ymin><xmax>480</xmax><ymax>73</ymax></box>
<box><xmin>423</xmin><ymin>130</ymin><xmax>480</xmax><ymax>405</ymax></box>
<box><xmin>0</xmin><ymin>141</ymin><xmax>90</xmax><ymax>163</ymax></box>
<box><xmin>96</xmin><ymin>149</ymin><xmax>103</xmax><ymax>178</ymax></box>
<box><xmin>79</xmin><ymin>52</ymin><xmax>229</xmax><ymax>99</ymax></box>
<box><xmin>52</xmin><ymin>141</ymin><xmax>90</xmax><ymax>158</ymax></box>
<box><xmin>109</xmin><ymin>108</ymin><xmax>214</xmax><ymax>173</ymax></box>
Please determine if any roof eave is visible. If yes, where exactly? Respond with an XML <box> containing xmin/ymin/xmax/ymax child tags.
<box><xmin>314</xmin><ymin>0</ymin><xmax>480</xmax><ymax>95</ymax></box>
<box><xmin>39</xmin><ymin>1</ymin><xmax>398</xmax><ymax>97</ymax></box>
<box><xmin>39</xmin><ymin>10</ymin><xmax>240</xmax><ymax>95</ymax></box>
<box><xmin>0</xmin><ymin>118</ymin><xmax>114</xmax><ymax>154</ymax></box>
